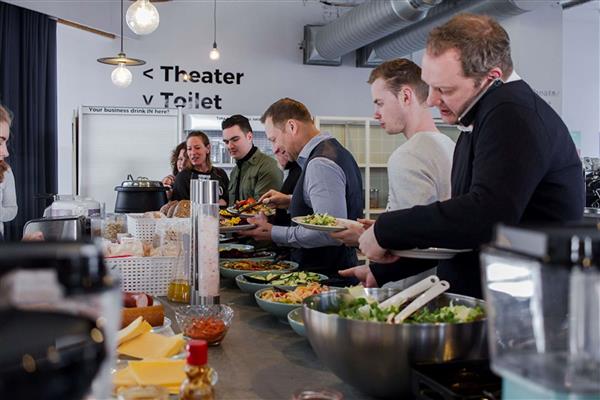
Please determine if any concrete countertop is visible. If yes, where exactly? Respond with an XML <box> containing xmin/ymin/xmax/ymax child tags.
<box><xmin>163</xmin><ymin>279</ymin><xmax>373</xmax><ymax>400</ymax></box>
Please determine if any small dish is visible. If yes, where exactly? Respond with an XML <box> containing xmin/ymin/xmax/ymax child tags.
<box><xmin>175</xmin><ymin>304</ymin><xmax>234</xmax><ymax>346</ymax></box>
<box><xmin>150</xmin><ymin>316</ymin><xmax>172</xmax><ymax>335</ymax></box>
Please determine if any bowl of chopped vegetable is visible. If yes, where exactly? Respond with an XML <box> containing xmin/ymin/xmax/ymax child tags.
<box><xmin>302</xmin><ymin>288</ymin><xmax>487</xmax><ymax>398</ymax></box>
<box><xmin>236</xmin><ymin>271</ymin><xmax>328</xmax><ymax>294</ymax></box>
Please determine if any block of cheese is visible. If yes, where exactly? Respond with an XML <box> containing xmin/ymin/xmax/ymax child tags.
<box><xmin>117</xmin><ymin>332</ymin><xmax>185</xmax><ymax>359</ymax></box>
<box><xmin>112</xmin><ymin>366</ymin><xmax>137</xmax><ymax>387</ymax></box>
<box><xmin>128</xmin><ymin>359</ymin><xmax>186</xmax><ymax>386</ymax></box>
<box><xmin>117</xmin><ymin>317</ymin><xmax>152</xmax><ymax>346</ymax></box>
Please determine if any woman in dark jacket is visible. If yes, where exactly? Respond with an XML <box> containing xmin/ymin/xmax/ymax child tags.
<box><xmin>171</xmin><ymin>131</ymin><xmax>229</xmax><ymax>206</ymax></box>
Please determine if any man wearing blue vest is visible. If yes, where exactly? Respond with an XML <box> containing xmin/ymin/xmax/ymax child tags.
<box><xmin>240</xmin><ymin>98</ymin><xmax>364</xmax><ymax>275</ymax></box>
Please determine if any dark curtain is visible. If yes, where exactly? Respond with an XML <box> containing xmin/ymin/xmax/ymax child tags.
<box><xmin>0</xmin><ymin>2</ymin><xmax>58</xmax><ymax>240</ymax></box>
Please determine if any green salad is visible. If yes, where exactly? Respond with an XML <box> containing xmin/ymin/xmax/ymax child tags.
<box><xmin>302</xmin><ymin>213</ymin><xmax>337</xmax><ymax>226</ymax></box>
<box><xmin>335</xmin><ymin>297</ymin><xmax>485</xmax><ymax>324</ymax></box>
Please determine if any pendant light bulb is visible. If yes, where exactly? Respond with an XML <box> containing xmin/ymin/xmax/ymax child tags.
<box><xmin>111</xmin><ymin>63</ymin><xmax>133</xmax><ymax>88</ymax></box>
<box><xmin>126</xmin><ymin>0</ymin><xmax>160</xmax><ymax>35</ymax></box>
<box><xmin>209</xmin><ymin>43</ymin><xmax>220</xmax><ymax>60</ymax></box>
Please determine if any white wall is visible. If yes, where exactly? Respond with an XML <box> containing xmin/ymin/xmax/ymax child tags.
<box><xmin>57</xmin><ymin>2</ymin><xmax>374</xmax><ymax>194</ymax></box>
<box><xmin>503</xmin><ymin>4</ymin><xmax>564</xmax><ymax>114</ymax></box>
<box><xmin>562</xmin><ymin>0</ymin><xmax>600</xmax><ymax>157</ymax></box>
<box><xmin>53</xmin><ymin>1</ymin><xmax>584</xmax><ymax>195</ymax></box>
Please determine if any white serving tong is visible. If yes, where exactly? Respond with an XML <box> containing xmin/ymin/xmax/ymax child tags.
<box><xmin>389</xmin><ymin>279</ymin><xmax>450</xmax><ymax>324</ymax></box>
<box><xmin>355</xmin><ymin>275</ymin><xmax>450</xmax><ymax>323</ymax></box>
<box><xmin>357</xmin><ymin>275</ymin><xmax>439</xmax><ymax>317</ymax></box>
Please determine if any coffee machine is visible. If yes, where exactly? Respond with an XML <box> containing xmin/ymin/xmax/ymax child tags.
<box><xmin>480</xmin><ymin>223</ymin><xmax>600</xmax><ymax>399</ymax></box>
<box><xmin>0</xmin><ymin>241</ymin><xmax>120</xmax><ymax>399</ymax></box>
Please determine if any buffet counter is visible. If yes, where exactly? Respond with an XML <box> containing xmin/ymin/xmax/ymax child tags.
<box><xmin>162</xmin><ymin>280</ymin><xmax>372</xmax><ymax>400</ymax></box>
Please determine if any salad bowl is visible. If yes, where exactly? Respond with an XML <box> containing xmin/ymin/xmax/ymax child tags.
<box><xmin>302</xmin><ymin>288</ymin><xmax>487</xmax><ymax>398</ymax></box>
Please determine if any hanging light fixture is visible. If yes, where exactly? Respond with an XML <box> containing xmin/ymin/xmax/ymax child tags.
<box><xmin>126</xmin><ymin>0</ymin><xmax>160</xmax><ymax>35</ymax></box>
<box><xmin>98</xmin><ymin>0</ymin><xmax>145</xmax><ymax>88</ymax></box>
<box><xmin>209</xmin><ymin>0</ymin><xmax>220</xmax><ymax>60</ymax></box>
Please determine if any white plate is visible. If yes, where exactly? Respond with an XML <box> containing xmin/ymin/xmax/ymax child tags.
<box><xmin>226</xmin><ymin>206</ymin><xmax>274</xmax><ymax>218</ymax></box>
<box><xmin>219</xmin><ymin>243</ymin><xmax>255</xmax><ymax>252</ymax></box>
<box><xmin>390</xmin><ymin>248</ymin><xmax>471</xmax><ymax>260</ymax></box>
<box><xmin>291</xmin><ymin>216</ymin><xmax>349</xmax><ymax>232</ymax></box>
<box><xmin>150</xmin><ymin>316</ymin><xmax>172</xmax><ymax>335</ymax></box>
<box><xmin>219</xmin><ymin>223</ymin><xmax>257</xmax><ymax>233</ymax></box>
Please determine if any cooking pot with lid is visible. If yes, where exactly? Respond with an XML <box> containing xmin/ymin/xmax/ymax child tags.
<box><xmin>114</xmin><ymin>174</ymin><xmax>168</xmax><ymax>213</ymax></box>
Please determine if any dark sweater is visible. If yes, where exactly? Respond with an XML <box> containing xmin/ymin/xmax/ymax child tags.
<box><xmin>372</xmin><ymin>80</ymin><xmax>585</xmax><ymax>298</ymax></box>
<box><xmin>172</xmin><ymin>167</ymin><xmax>229</xmax><ymax>202</ymax></box>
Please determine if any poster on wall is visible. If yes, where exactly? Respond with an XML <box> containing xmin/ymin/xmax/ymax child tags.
<box><xmin>76</xmin><ymin>106</ymin><xmax>180</xmax><ymax>213</ymax></box>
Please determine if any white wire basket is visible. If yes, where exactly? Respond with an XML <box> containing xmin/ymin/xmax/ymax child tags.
<box><xmin>105</xmin><ymin>256</ymin><xmax>177</xmax><ymax>296</ymax></box>
<box><xmin>126</xmin><ymin>214</ymin><xmax>157</xmax><ymax>243</ymax></box>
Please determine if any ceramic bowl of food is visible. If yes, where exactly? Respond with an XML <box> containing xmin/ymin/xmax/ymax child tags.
<box><xmin>175</xmin><ymin>304</ymin><xmax>234</xmax><ymax>346</ymax></box>
<box><xmin>235</xmin><ymin>271</ymin><xmax>328</xmax><ymax>295</ymax></box>
<box><xmin>287</xmin><ymin>307</ymin><xmax>305</xmax><ymax>337</ymax></box>
<box><xmin>219</xmin><ymin>260</ymin><xmax>298</xmax><ymax>279</ymax></box>
<box><xmin>254</xmin><ymin>283</ymin><xmax>330</xmax><ymax>322</ymax></box>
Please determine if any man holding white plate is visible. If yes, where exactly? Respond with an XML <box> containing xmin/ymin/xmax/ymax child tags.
<box><xmin>332</xmin><ymin>58</ymin><xmax>455</xmax><ymax>290</ymax></box>
<box><xmin>239</xmin><ymin>98</ymin><xmax>364</xmax><ymax>276</ymax></box>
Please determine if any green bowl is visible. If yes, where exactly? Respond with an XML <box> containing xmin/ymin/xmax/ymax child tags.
<box><xmin>287</xmin><ymin>307</ymin><xmax>305</xmax><ymax>337</ymax></box>
<box><xmin>254</xmin><ymin>287</ymin><xmax>304</xmax><ymax>322</ymax></box>
<box><xmin>219</xmin><ymin>260</ymin><xmax>298</xmax><ymax>280</ymax></box>
<box><xmin>235</xmin><ymin>271</ymin><xmax>328</xmax><ymax>294</ymax></box>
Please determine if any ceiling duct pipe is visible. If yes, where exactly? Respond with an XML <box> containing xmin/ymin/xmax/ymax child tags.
<box><xmin>314</xmin><ymin>0</ymin><xmax>443</xmax><ymax>60</ymax></box>
<box><xmin>365</xmin><ymin>0</ymin><xmax>550</xmax><ymax>62</ymax></box>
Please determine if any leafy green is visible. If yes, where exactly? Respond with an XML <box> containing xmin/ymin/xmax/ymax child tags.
<box><xmin>405</xmin><ymin>305</ymin><xmax>485</xmax><ymax>324</ymax></box>
<box><xmin>335</xmin><ymin>298</ymin><xmax>399</xmax><ymax>322</ymax></box>
<box><xmin>302</xmin><ymin>213</ymin><xmax>337</xmax><ymax>226</ymax></box>
<box><xmin>333</xmin><ymin>298</ymin><xmax>485</xmax><ymax>324</ymax></box>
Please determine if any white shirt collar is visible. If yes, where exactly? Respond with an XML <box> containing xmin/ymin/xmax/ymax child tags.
<box><xmin>457</xmin><ymin>70</ymin><xmax>521</xmax><ymax>133</ymax></box>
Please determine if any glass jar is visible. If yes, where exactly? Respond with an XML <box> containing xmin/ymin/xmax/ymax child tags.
<box><xmin>369</xmin><ymin>188</ymin><xmax>379</xmax><ymax>209</ymax></box>
<box><xmin>102</xmin><ymin>214</ymin><xmax>126</xmax><ymax>242</ymax></box>
<box><xmin>291</xmin><ymin>389</ymin><xmax>343</xmax><ymax>400</ymax></box>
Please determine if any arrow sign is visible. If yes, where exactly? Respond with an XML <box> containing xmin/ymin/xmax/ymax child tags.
<box><xmin>143</xmin><ymin>68</ymin><xmax>154</xmax><ymax>79</ymax></box>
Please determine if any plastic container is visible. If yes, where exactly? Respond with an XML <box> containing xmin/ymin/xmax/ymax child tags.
<box><xmin>44</xmin><ymin>194</ymin><xmax>102</xmax><ymax>218</ymax></box>
<box><xmin>105</xmin><ymin>256</ymin><xmax>176</xmax><ymax>296</ymax></box>
<box><xmin>480</xmin><ymin>224</ymin><xmax>600</xmax><ymax>397</ymax></box>
<box><xmin>102</xmin><ymin>214</ymin><xmax>126</xmax><ymax>242</ymax></box>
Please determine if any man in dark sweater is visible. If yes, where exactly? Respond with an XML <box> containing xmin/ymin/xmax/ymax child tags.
<box><xmin>346</xmin><ymin>14</ymin><xmax>584</xmax><ymax>298</ymax></box>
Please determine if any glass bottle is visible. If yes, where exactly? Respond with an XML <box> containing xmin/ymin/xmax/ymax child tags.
<box><xmin>180</xmin><ymin>340</ymin><xmax>215</xmax><ymax>400</ymax></box>
<box><xmin>168</xmin><ymin>228</ymin><xmax>191</xmax><ymax>303</ymax></box>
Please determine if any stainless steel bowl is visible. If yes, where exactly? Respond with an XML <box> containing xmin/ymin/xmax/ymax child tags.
<box><xmin>302</xmin><ymin>288</ymin><xmax>487</xmax><ymax>399</ymax></box>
